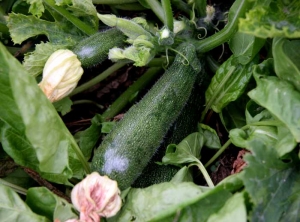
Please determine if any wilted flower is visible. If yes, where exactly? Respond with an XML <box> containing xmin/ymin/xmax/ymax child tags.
<box><xmin>39</xmin><ymin>49</ymin><xmax>83</xmax><ymax>102</ymax></box>
<box><xmin>70</xmin><ymin>172</ymin><xmax>122</xmax><ymax>222</ymax></box>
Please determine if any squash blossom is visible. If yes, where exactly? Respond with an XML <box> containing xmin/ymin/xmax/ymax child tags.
<box><xmin>38</xmin><ymin>49</ymin><xmax>83</xmax><ymax>102</ymax></box>
<box><xmin>70</xmin><ymin>172</ymin><xmax>122</xmax><ymax>222</ymax></box>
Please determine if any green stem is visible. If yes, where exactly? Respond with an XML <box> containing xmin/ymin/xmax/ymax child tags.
<box><xmin>194</xmin><ymin>0</ymin><xmax>206</xmax><ymax>18</ymax></box>
<box><xmin>170</xmin><ymin>0</ymin><xmax>191</xmax><ymax>15</ymax></box>
<box><xmin>101</xmin><ymin>67</ymin><xmax>163</xmax><ymax>121</ymax></box>
<box><xmin>43</xmin><ymin>0</ymin><xmax>96</xmax><ymax>36</ymax></box>
<box><xmin>70</xmin><ymin>137</ymin><xmax>91</xmax><ymax>174</ymax></box>
<box><xmin>73</xmin><ymin>100</ymin><xmax>104</xmax><ymax>109</ymax></box>
<box><xmin>92</xmin><ymin>0</ymin><xmax>137</xmax><ymax>4</ymax></box>
<box><xmin>70</xmin><ymin>62</ymin><xmax>127</xmax><ymax>97</ymax></box>
<box><xmin>195</xmin><ymin>0</ymin><xmax>252</xmax><ymax>53</ymax></box>
<box><xmin>190</xmin><ymin>162</ymin><xmax>214</xmax><ymax>187</ymax></box>
<box><xmin>0</xmin><ymin>179</ymin><xmax>27</xmax><ymax>195</ymax></box>
<box><xmin>144</xmin><ymin>0</ymin><xmax>165</xmax><ymax>24</ymax></box>
<box><xmin>112</xmin><ymin>3</ymin><xmax>146</xmax><ymax>11</ymax></box>
<box><xmin>204</xmin><ymin>139</ymin><xmax>232</xmax><ymax>168</ymax></box>
<box><xmin>162</xmin><ymin>0</ymin><xmax>174</xmax><ymax>31</ymax></box>
<box><xmin>206</xmin><ymin>55</ymin><xmax>220</xmax><ymax>73</ymax></box>
<box><xmin>201</xmin><ymin>66</ymin><xmax>236</xmax><ymax>121</ymax></box>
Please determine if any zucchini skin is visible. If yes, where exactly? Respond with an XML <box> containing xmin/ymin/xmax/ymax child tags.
<box><xmin>132</xmin><ymin>60</ymin><xmax>208</xmax><ymax>188</ymax></box>
<box><xmin>91</xmin><ymin>43</ymin><xmax>201</xmax><ymax>190</ymax></box>
<box><xmin>72</xmin><ymin>28</ymin><xmax>126</xmax><ymax>68</ymax></box>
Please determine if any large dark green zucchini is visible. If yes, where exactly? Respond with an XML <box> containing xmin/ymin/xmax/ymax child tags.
<box><xmin>132</xmin><ymin>59</ymin><xmax>208</xmax><ymax>188</ymax></box>
<box><xmin>72</xmin><ymin>28</ymin><xmax>126</xmax><ymax>67</ymax></box>
<box><xmin>91</xmin><ymin>43</ymin><xmax>201</xmax><ymax>190</ymax></box>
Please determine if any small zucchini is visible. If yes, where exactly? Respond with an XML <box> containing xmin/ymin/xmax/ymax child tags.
<box><xmin>72</xmin><ymin>28</ymin><xmax>126</xmax><ymax>68</ymax></box>
<box><xmin>91</xmin><ymin>43</ymin><xmax>201</xmax><ymax>190</ymax></box>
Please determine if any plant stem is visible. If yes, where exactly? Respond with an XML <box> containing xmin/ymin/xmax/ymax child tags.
<box><xmin>101</xmin><ymin>67</ymin><xmax>163</xmax><ymax>121</ymax></box>
<box><xmin>70</xmin><ymin>138</ymin><xmax>91</xmax><ymax>174</ymax></box>
<box><xmin>144</xmin><ymin>0</ymin><xmax>165</xmax><ymax>24</ymax></box>
<box><xmin>43</xmin><ymin>0</ymin><xmax>96</xmax><ymax>36</ymax></box>
<box><xmin>171</xmin><ymin>0</ymin><xmax>191</xmax><ymax>15</ymax></box>
<box><xmin>73</xmin><ymin>100</ymin><xmax>104</xmax><ymax>109</ymax></box>
<box><xmin>195</xmin><ymin>0</ymin><xmax>252</xmax><ymax>53</ymax></box>
<box><xmin>112</xmin><ymin>3</ymin><xmax>146</xmax><ymax>11</ymax></box>
<box><xmin>191</xmin><ymin>162</ymin><xmax>214</xmax><ymax>187</ymax></box>
<box><xmin>162</xmin><ymin>0</ymin><xmax>174</xmax><ymax>31</ymax></box>
<box><xmin>194</xmin><ymin>0</ymin><xmax>206</xmax><ymax>17</ymax></box>
<box><xmin>92</xmin><ymin>0</ymin><xmax>137</xmax><ymax>4</ymax></box>
<box><xmin>204</xmin><ymin>139</ymin><xmax>232</xmax><ymax>168</ymax></box>
<box><xmin>0</xmin><ymin>179</ymin><xmax>27</xmax><ymax>195</ymax></box>
<box><xmin>70</xmin><ymin>62</ymin><xmax>127</xmax><ymax>97</ymax></box>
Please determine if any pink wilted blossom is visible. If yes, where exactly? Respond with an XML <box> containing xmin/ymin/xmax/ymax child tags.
<box><xmin>70</xmin><ymin>172</ymin><xmax>122</xmax><ymax>222</ymax></box>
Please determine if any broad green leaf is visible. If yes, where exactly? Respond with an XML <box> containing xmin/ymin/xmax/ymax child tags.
<box><xmin>205</xmin><ymin>56</ymin><xmax>255</xmax><ymax>113</ymax></box>
<box><xmin>198</xmin><ymin>123</ymin><xmax>221</xmax><ymax>149</ymax></box>
<box><xmin>243</xmin><ymin>140</ymin><xmax>300</xmax><ymax>221</ymax></box>
<box><xmin>59</xmin><ymin>0</ymin><xmax>98</xmax><ymax>31</ymax></box>
<box><xmin>108</xmin><ymin>182</ymin><xmax>208</xmax><ymax>222</ymax></box>
<box><xmin>275</xmin><ymin>126</ymin><xmax>297</xmax><ymax>157</ymax></box>
<box><xmin>26</xmin><ymin>187</ymin><xmax>78</xmax><ymax>221</ymax></box>
<box><xmin>0</xmin><ymin>184</ymin><xmax>50</xmax><ymax>222</ymax></box>
<box><xmin>248</xmin><ymin>74</ymin><xmax>300</xmax><ymax>142</ymax></box>
<box><xmin>0</xmin><ymin>43</ymin><xmax>85</xmax><ymax>185</ymax></box>
<box><xmin>53</xmin><ymin>97</ymin><xmax>73</xmax><ymax>116</ymax></box>
<box><xmin>239</xmin><ymin>0</ymin><xmax>300</xmax><ymax>38</ymax></box>
<box><xmin>162</xmin><ymin>132</ymin><xmax>204</xmax><ymax>165</ymax></box>
<box><xmin>78</xmin><ymin>114</ymin><xmax>102</xmax><ymax>160</ymax></box>
<box><xmin>175</xmin><ymin>187</ymin><xmax>232</xmax><ymax>222</ymax></box>
<box><xmin>216</xmin><ymin>172</ymin><xmax>244</xmax><ymax>193</ymax></box>
<box><xmin>26</xmin><ymin>0</ymin><xmax>44</xmax><ymax>17</ymax></box>
<box><xmin>273</xmin><ymin>37</ymin><xmax>300</xmax><ymax>91</ymax></box>
<box><xmin>245</xmin><ymin>99</ymin><xmax>273</xmax><ymax>124</ymax></box>
<box><xmin>2</xmin><ymin>168</ymin><xmax>35</xmax><ymax>190</ymax></box>
<box><xmin>229</xmin><ymin>32</ymin><xmax>265</xmax><ymax>65</ymax></box>
<box><xmin>7</xmin><ymin>12</ymin><xmax>85</xmax><ymax>45</ymax></box>
<box><xmin>220</xmin><ymin>97</ymin><xmax>247</xmax><ymax>131</ymax></box>
<box><xmin>170</xmin><ymin>166</ymin><xmax>193</xmax><ymax>183</ymax></box>
<box><xmin>207</xmin><ymin>192</ymin><xmax>247</xmax><ymax>222</ymax></box>
<box><xmin>229</xmin><ymin>125</ymin><xmax>277</xmax><ymax>149</ymax></box>
<box><xmin>23</xmin><ymin>42</ymin><xmax>67</xmax><ymax>77</ymax></box>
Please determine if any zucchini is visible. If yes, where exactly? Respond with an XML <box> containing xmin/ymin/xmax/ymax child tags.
<box><xmin>132</xmin><ymin>60</ymin><xmax>208</xmax><ymax>188</ymax></box>
<box><xmin>91</xmin><ymin>42</ymin><xmax>201</xmax><ymax>190</ymax></box>
<box><xmin>72</xmin><ymin>28</ymin><xmax>126</xmax><ymax>68</ymax></box>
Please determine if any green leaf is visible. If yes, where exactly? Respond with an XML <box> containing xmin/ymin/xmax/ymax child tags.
<box><xmin>248</xmin><ymin>74</ymin><xmax>300</xmax><ymax>142</ymax></box>
<box><xmin>239</xmin><ymin>0</ymin><xmax>300</xmax><ymax>38</ymax></box>
<box><xmin>273</xmin><ymin>37</ymin><xmax>300</xmax><ymax>91</ymax></box>
<box><xmin>60</xmin><ymin>0</ymin><xmax>99</xmax><ymax>31</ymax></box>
<box><xmin>53</xmin><ymin>97</ymin><xmax>73</xmax><ymax>116</ymax></box>
<box><xmin>78</xmin><ymin>114</ymin><xmax>102</xmax><ymax>160</ymax></box>
<box><xmin>242</xmin><ymin>140</ymin><xmax>300</xmax><ymax>221</ymax></box>
<box><xmin>207</xmin><ymin>192</ymin><xmax>247</xmax><ymax>222</ymax></box>
<box><xmin>220</xmin><ymin>97</ymin><xmax>247</xmax><ymax>131</ymax></box>
<box><xmin>23</xmin><ymin>42</ymin><xmax>68</xmax><ymax>77</ymax></box>
<box><xmin>162</xmin><ymin>132</ymin><xmax>204</xmax><ymax>165</ymax></box>
<box><xmin>204</xmin><ymin>55</ymin><xmax>255</xmax><ymax>114</ymax></box>
<box><xmin>229</xmin><ymin>32</ymin><xmax>265</xmax><ymax>65</ymax></box>
<box><xmin>2</xmin><ymin>168</ymin><xmax>35</xmax><ymax>190</ymax></box>
<box><xmin>175</xmin><ymin>187</ymin><xmax>233</xmax><ymax>222</ymax></box>
<box><xmin>108</xmin><ymin>182</ymin><xmax>208</xmax><ymax>222</ymax></box>
<box><xmin>0</xmin><ymin>184</ymin><xmax>50</xmax><ymax>222</ymax></box>
<box><xmin>7</xmin><ymin>12</ymin><xmax>85</xmax><ymax>45</ymax></box>
<box><xmin>198</xmin><ymin>123</ymin><xmax>221</xmax><ymax>149</ymax></box>
<box><xmin>170</xmin><ymin>166</ymin><xmax>193</xmax><ymax>183</ymax></box>
<box><xmin>26</xmin><ymin>0</ymin><xmax>44</xmax><ymax>17</ymax></box>
<box><xmin>0</xmin><ymin>42</ymin><xmax>86</xmax><ymax>185</ymax></box>
<box><xmin>26</xmin><ymin>187</ymin><xmax>78</xmax><ymax>221</ymax></box>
